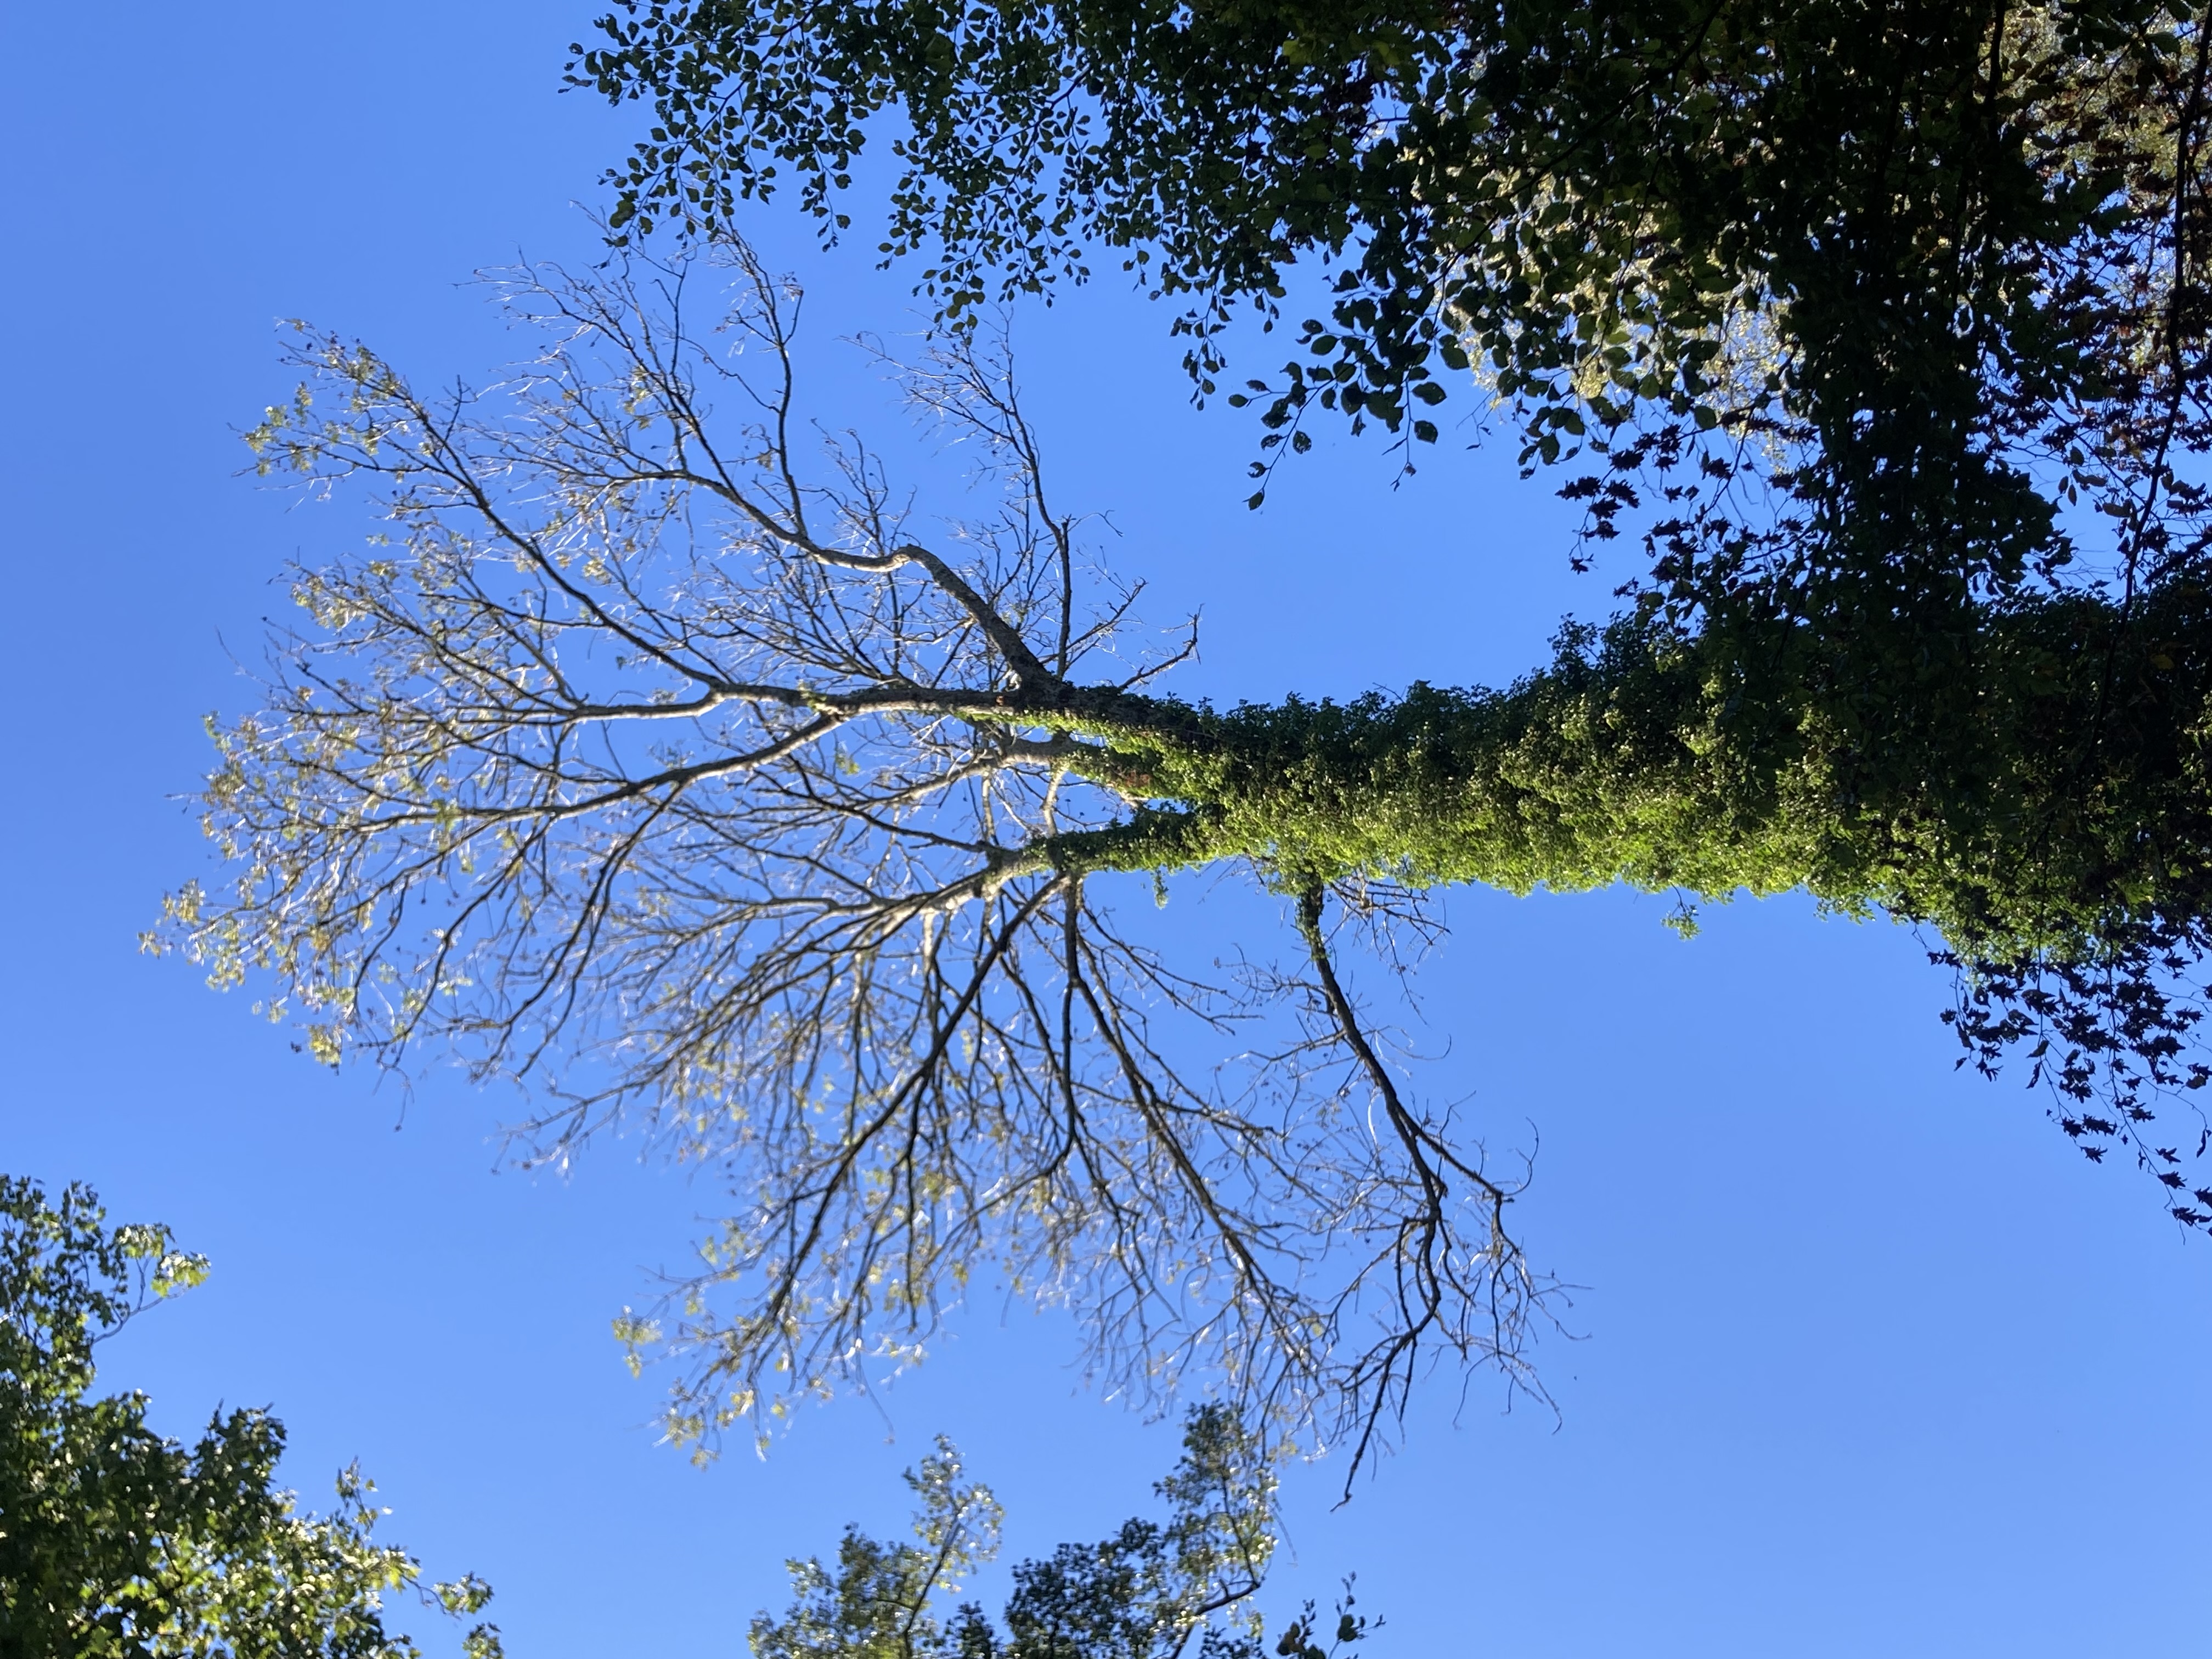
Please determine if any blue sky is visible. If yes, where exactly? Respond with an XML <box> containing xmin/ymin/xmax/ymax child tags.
<box><xmin>3</xmin><ymin>4</ymin><xmax>2205</xmax><ymax>1654</ymax></box>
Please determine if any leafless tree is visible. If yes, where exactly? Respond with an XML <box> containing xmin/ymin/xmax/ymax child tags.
<box><xmin>156</xmin><ymin>240</ymin><xmax>1553</xmax><ymax>1485</ymax></box>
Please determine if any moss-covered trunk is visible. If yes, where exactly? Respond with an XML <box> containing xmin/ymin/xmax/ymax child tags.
<box><xmin>1046</xmin><ymin>584</ymin><xmax>2212</xmax><ymax>963</ymax></box>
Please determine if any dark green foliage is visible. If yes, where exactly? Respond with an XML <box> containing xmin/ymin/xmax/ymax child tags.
<box><xmin>0</xmin><ymin>1177</ymin><xmax>499</xmax><ymax>1659</ymax></box>
<box><xmin>567</xmin><ymin>0</ymin><xmax>2192</xmax><ymax>539</ymax></box>
<box><xmin>750</xmin><ymin>1407</ymin><xmax>1366</xmax><ymax>1659</ymax></box>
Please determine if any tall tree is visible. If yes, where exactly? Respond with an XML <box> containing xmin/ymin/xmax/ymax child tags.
<box><xmin>157</xmin><ymin>207</ymin><xmax>2211</xmax><ymax>1483</ymax></box>
<box><xmin>0</xmin><ymin>1176</ymin><xmax>500</xmax><ymax>1658</ymax></box>
<box><xmin>562</xmin><ymin>2</ymin><xmax>2212</xmax><ymax>1165</ymax></box>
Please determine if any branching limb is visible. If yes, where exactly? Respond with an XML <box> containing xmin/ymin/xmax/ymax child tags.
<box><xmin>163</xmin><ymin>239</ymin><xmax>1555</xmax><ymax>1480</ymax></box>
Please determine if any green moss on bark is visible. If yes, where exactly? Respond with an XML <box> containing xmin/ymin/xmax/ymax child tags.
<box><xmin>1049</xmin><ymin>585</ymin><xmax>2212</xmax><ymax>967</ymax></box>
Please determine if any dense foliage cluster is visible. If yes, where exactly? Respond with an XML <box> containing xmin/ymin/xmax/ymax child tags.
<box><xmin>570</xmin><ymin>0</ymin><xmax>2200</xmax><ymax>541</ymax></box>
<box><xmin>0</xmin><ymin>1177</ymin><xmax>499</xmax><ymax>1658</ymax></box>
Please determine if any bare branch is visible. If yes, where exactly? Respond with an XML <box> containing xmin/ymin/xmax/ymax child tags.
<box><xmin>166</xmin><ymin>239</ymin><xmax>1554</xmax><ymax>1479</ymax></box>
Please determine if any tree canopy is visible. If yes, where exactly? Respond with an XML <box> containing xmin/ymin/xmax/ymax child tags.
<box><xmin>0</xmin><ymin>1176</ymin><xmax>500</xmax><ymax>1658</ymax></box>
<box><xmin>571</xmin><ymin>0</ymin><xmax>2207</xmax><ymax>557</ymax></box>
<box><xmin>159</xmin><ymin>0</ymin><xmax>2212</xmax><ymax>1487</ymax></box>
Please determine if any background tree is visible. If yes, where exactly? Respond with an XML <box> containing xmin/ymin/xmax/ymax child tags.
<box><xmin>0</xmin><ymin>1176</ymin><xmax>501</xmax><ymax>1658</ymax></box>
<box><xmin>746</xmin><ymin>1404</ymin><xmax>1368</xmax><ymax>1659</ymax></box>
<box><xmin>566</xmin><ymin>0</ymin><xmax>2212</xmax><ymax>1183</ymax></box>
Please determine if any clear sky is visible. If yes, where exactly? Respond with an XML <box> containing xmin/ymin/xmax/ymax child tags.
<box><xmin>3</xmin><ymin>4</ymin><xmax>2206</xmax><ymax>1655</ymax></box>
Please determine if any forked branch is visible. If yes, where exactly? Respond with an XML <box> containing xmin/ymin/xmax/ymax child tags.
<box><xmin>160</xmin><ymin>240</ymin><xmax>1554</xmax><ymax>1485</ymax></box>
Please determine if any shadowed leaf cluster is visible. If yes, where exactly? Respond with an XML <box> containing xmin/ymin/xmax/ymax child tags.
<box><xmin>0</xmin><ymin>1177</ymin><xmax>500</xmax><ymax>1659</ymax></box>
